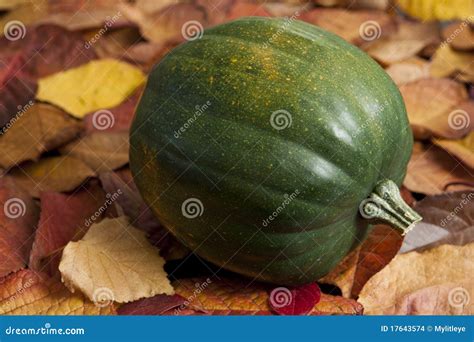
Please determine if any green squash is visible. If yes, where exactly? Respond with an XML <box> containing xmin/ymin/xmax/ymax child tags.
<box><xmin>130</xmin><ymin>17</ymin><xmax>421</xmax><ymax>285</ymax></box>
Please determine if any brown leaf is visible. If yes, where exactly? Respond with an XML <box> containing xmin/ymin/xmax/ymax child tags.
<box><xmin>172</xmin><ymin>277</ymin><xmax>363</xmax><ymax>315</ymax></box>
<box><xmin>226</xmin><ymin>2</ymin><xmax>272</xmax><ymax>21</ymax></box>
<box><xmin>0</xmin><ymin>177</ymin><xmax>39</xmax><ymax>277</ymax></box>
<box><xmin>300</xmin><ymin>9</ymin><xmax>396</xmax><ymax>46</ymax></box>
<box><xmin>404</xmin><ymin>142</ymin><xmax>474</xmax><ymax>195</ymax></box>
<box><xmin>59</xmin><ymin>132</ymin><xmax>129</xmax><ymax>173</ymax></box>
<box><xmin>9</xmin><ymin>156</ymin><xmax>95</xmax><ymax>198</ymax></box>
<box><xmin>367</xmin><ymin>39</ymin><xmax>426</xmax><ymax>65</ymax></box>
<box><xmin>399</xmin><ymin>78</ymin><xmax>470</xmax><ymax>139</ymax></box>
<box><xmin>320</xmin><ymin>225</ymin><xmax>403</xmax><ymax>298</ymax></box>
<box><xmin>385</xmin><ymin>57</ymin><xmax>430</xmax><ymax>85</ymax></box>
<box><xmin>358</xmin><ymin>243</ymin><xmax>473</xmax><ymax>314</ymax></box>
<box><xmin>118</xmin><ymin>294</ymin><xmax>187</xmax><ymax>315</ymax></box>
<box><xmin>29</xmin><ymin>182</ymin><xmax>110</xmax><ymax>276</ymax></box>
<box><xmin>434</xmin><ymin>131</ymin><xmax>474</xmax><ymax>169</ymax></box>
<box><xmin>120</xmin><ymin>2</ymin><xmax>207</xmax><ymax>44</ymax></box>
<box><xmin>400</xmin><ymin>191</ymin><xmax>474</xmax><ymax>253</ymax></box>
<box><xmin>0</xmin><ymin>24</ymin><xmax>97</xmax><ymax>79</ymax></box>
<box><xmin>0</xmin><ymin>269</ymin><xmax>115</xmax><ymax>315</ymax></box>
<box><xmin>0</xmin><ymin>103</ymin><xmax>83</xmax><ymax>169</ymax></box>
<box><xmin>59</xmin><ymin>217</ymin><xmax>174</xmax><ymax>305</ymax></box>
<box><xmin>442</xmin><ymin>21</ymin><xmax>474</xmax><ymax>52</ymax></box>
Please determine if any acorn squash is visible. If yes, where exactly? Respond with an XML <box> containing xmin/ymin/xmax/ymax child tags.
<box><xmin>130</xmin><ymin>17</ymin><xmax>421</xmax><ymax>285</ymax></box>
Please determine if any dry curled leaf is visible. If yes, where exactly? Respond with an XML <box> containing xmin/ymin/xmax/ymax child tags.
<box><xmin>0</xmin><ymin>177</ymin><xmax>39</xmax><ymax>277</ymax></box>
<box><xmin>442</xmin><ymin>21</ymin><xmax>474</xmax><ymax>52</ymax></box>
<box><xmin>401</xmin><ymin>191</ymin><xmax>474</xmax><ymax>253</ymax></box>
<box><xmin>359</xmin><ymin>243</ymin><xmax>474</xmax><ymax>314</ymax></box>
<box><xmin>385</xmin><ymin>57</ymin><xmax>430</xmax><ymax>85</ymax></box>
<box><xmin>404</xmin><ymin>142</ymin><xmax>474</xmax><ymax>195</ymax></box>
<box><xmin>368</xmin><ymin>39</ymin><xmax>426</xmax><ymax>65</ymax></box>
<box><xmin>320</xmin><ymin>224</ymin><xmax>403</xmax><ymax>298</ymax></box>
<box><xmin>430</xmin><ymin>44</ymin><xmax>474</xmax><ymax>81</ymax></box>
<box><xmin>173</xmin><ymin>277</ymin><xmax>363</xmax><ymax>315</ymax></box>
<box><xmin>9</xmin><ymin>156</ymin><xmax>95</xmax><ymax>198</ymax></box>
<box><xmin>399</xmin><ymin>78</ymin><xmax>469</xmax><ymax>139</ymax></box>
<box><xmin>59</xmin><ymin>217</ymin><xmax>174</xmax><ymax>304</ymax></box>
<box><xmin>0</xmin><ymin>269</ymin><xmax>115</xmax><ymax>315</ymax></box>
<box><xmin>0</xmin><ymin>103</ymin><xmax>83</xmax><ymax>169</ymax></box>
<box><xmin>60</xmin><ymin>131</ymin><xmax>129</xmax><ymax>173</ymax></box>
<box><xmin>37</xmin><ymin>59</ymin><xmax>146</xmax><ymax>117</ymax></box>
<box><xmin>434</xmin><ymin>132</ymin><xmax>474</xmax><ymax>169</ymax></box>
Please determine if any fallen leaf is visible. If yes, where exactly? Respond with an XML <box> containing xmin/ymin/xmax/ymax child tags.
<box><xmin>400</xmin><ymin>191</ymin><xmax>474</xmax><ymax>253</ymax></box>
<box><xmin>404</xmin><ymin>142</ymin><xmax>474</xmax><ymax>195</ymax></box>
<box><xmin>0</xmin><ymin>103</ymin><xmax>83</xmax><ymax>169</ymax></box>
<box><xmin>314</xmin><ymin>0</ymin><xmax>390</xmax><ymax>10</ymax></box>
<box><xmin>0</xmin><ymin>1</ymin><xmax>49</xmax><ymax>37</ymax></box>
<box><xmin>268</xmin><ymin>283</ymin><xmax>321</xmax><ymax>315</ymax></box>
<box><xmin>385</xmin><ymin>57</ymin><xmax>430</xmax><ymax>85</ymax></box>
<box><xmin>300</xmin><ymin>8</ymin><xmax>396</xmax><ymax>46</ymax></box>
<box><xmin>320</xmin><ymin>225</ymin><xmax>403</xmax><ymax>298</ymax></box>
<box><xmin>0</xmin><ymin>269</ymin><xmax>115</xmax><ymax>315</ymax></box>
<box><xmin>120</xmin><ymin>2</ymin><xmax>207</xmax><ymax>44</ymax></box>
<box><xmin>399</xmin><ymin>78</ymin><xmax>469</xmax><ymax>139</ymax></box>
<box><xmin>59</xmin><ymin>132</ymin><xmax>129</xmax><ymax>173</ymax></box>
<box><xmin>442</xmin><ymin>21</ymin><xmax>474</xmax><ymax>51</ymax></box>
<box><xmin>117</xmin><ymin>294</ymin><xmax>186</xmax><ymax>315</ymax></box>
<box><xmin>397</xmin><ymin>0</ymin><xmax>474</xmax><ymax>21</ymax></box>
<box><xmin>434</xmin><ymin>132</ymin><xmax>474</xmax><ymax>169</ymax></box>
<box><xmin>430</xmin><ymin>44</ymin><xmax>474</xmax><ymax>80</ymax></box>
<box><xmin>9</xmin><ymin>156</ymin><xmax>95</xmax><ymax>198</ymax></box>
<box><xmin>0</xmin><ymin>55</ymin><xmax>37</xmax><ymax>129</ymax></box>
<box><xmin>173</xmin><ymin>277</ymin><xmax>363</xmax><ymax>315</ymax></box>
<box><xmin>226</xmin><ymin>2</ymin><xmax>272</xmax><ymax>20</ymax></box>
<box><xmin>59</xmin><ymin>217</ymin><xmax>174</xmax><ymax>305</ymax></box>
<box><xmin>29</xmin><ymin>182</ymin><xmax>110</xmax><ymax>276</ymax></box>
<box><xmin>0</xmin><ymin>177</ymin><xmax>39</xmax><ymax>277</ymax></box>
<box><xmin>367</xmin><ymin>39</ymin><xmax>426</xmax><ymax>65</ymax></box>
<box><xmin>0</xmin><ymin>24</ymin><xmax>97</xmax><ymax>79</ymax></box>
<box><xmin>36</xmin><ymin>59</ymin><xmax>146</xmax><ymax>117</ymax></box>
<box><xmin>358</xmin><ymin>243</ymin><xmax>473</xmax><ymax>314</ymax></box>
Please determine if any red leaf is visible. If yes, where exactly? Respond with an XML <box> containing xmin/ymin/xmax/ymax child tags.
<box><xmin>0</xmin><ymin>177</ymin><xmax>39</xmax><ymax>277</ymax></box>
<box><xmin>268</xmin><ymin>283</ymin><xmax>321</xmax><ymax>315</ymax></box>
<box><xmin>118</xmin><ymin>294</ymin><xmax>187</xmax><ymax>315</ymax></box>
<box><xmin>29</xmin><ymin>182</ymin><xmax>110</xmax><ymax>276</ymax></box>
<box><xmin>0</xmin><ymin>24</ymin><xmax>96</xmax><ymax>79</ymax></box>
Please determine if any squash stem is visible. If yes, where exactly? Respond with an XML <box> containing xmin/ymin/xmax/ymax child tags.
<box><xmin>359</xmin><ymin>179</ymin><xmax>422</xmax><ymax>235</ymax></box>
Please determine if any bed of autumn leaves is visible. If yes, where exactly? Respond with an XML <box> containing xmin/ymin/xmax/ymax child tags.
<box><xmin>0</xmin><ymin>0</ymin><xmax>473</xmax><ymax>316</ymax></box>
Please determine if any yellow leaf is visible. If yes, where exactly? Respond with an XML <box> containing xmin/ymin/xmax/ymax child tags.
<box><xmin>430</xmin><ymin>44</ymin><xmax>474</xmax><ymax>80</ymax></box>
<box><xmin>359</xmin><ymin>243</ymin><xmax>474</xmax><ymax>314</ymax></box>
<box><xmin>0</xmin><ymin>269</ymin><xmax>115</xmax><ymax>315</ymax></box>
<box><xmin>434</xmin><ymin>132</ymin><xmax>474</xmax><ymax>169</ymax></box>
<box><xmin>59</xmin><ymin>217</ymin><xmax>174</xmax><ymax>305</ymax></box>
<box><xmin>37</xmin><ymin>59</ymin><xmax>146</xmax><ymax>118</ymax></box>
<box><xmin>397</xmin><ymin>0</ymin><xmax>474</xmax><ymax>21</ymax></box>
